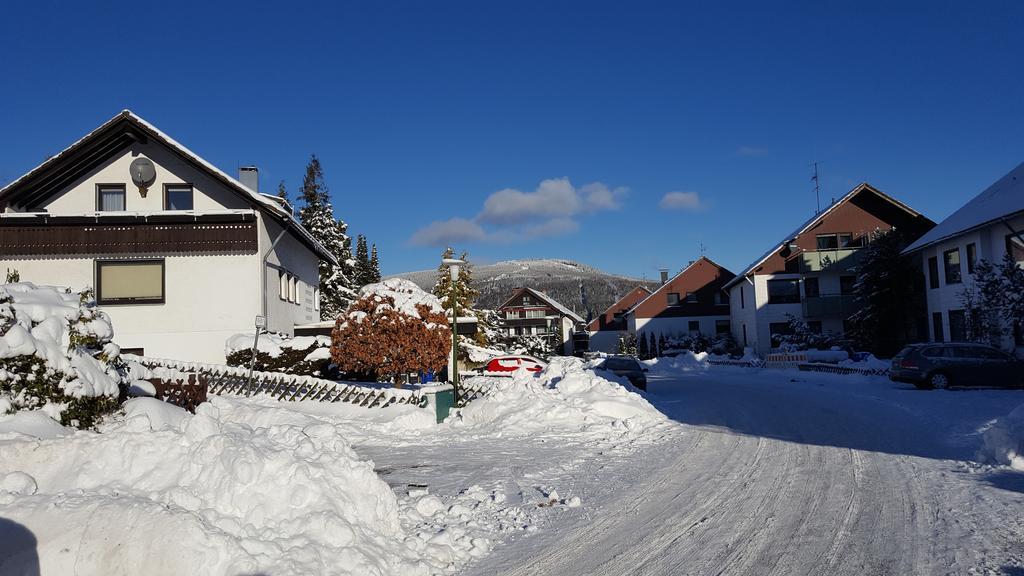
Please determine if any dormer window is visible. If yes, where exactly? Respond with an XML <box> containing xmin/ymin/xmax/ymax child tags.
<box><xmin>165</xmin><ymin>184</ymin><xmax>194</xmax><ymax>210</ymax></box>
<box><xmin>97</xmin><ymin>184</ymin><xmax>126</xmax><ymax>211</ymax></box>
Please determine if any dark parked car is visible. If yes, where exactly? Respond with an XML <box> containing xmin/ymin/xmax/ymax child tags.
<box><xmin>890</xmin><ymin>343</ymin><xmax>1024</xmax><ymax>389</ymax></box>
<box><xmin>593</xmin><ymin>356</ymin><xmax>648</xmax><ymax>390</ymax></box>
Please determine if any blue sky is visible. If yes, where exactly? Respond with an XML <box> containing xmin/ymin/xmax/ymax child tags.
<box><xmin>2</xmin><ymin>1</ymin><xmax>1023</xmax><ymax>279</ymax></box>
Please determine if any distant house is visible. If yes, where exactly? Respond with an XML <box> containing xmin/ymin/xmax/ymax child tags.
<box><xmin>586</xmin><ymin>285</ymin><xmax>652</xmax><ymax>354</ymax></box>
<box><xmin>902</xmin><ymin>162</ymin><xmax>1024</xmax><ymax>355</ymax></box>
<box><xmin>723</xmin><ymin>183</ymin><xmax>935</xmax><ymax>354</ymax></box>
<box><xmin>0</xmin><ymin>110</ymin><xmax>335</xmax><ymax>363</ymax></box>
<box><xmin>624</xmin><ymin>257</ymin><xmax>735</xmax><ymax>339</ymax></box>
<box><xmin>588</xmin><ymin>286</ymin><xmax>652</xmax><ymax>332</ymax></box>
<box><xmin>497</xmin><ymin>287</ymin><xmax>585</xmax><ymax>355</ymax></box>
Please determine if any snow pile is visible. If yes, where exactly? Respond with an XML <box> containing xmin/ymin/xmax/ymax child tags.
<box><xmin>453</xmin><ymin>357</ymin><xmax>667</xmax><ymax>435</ymax></box>
<box><xmin>0</xmin><ymin>282</ymin><xmax>135</xmax><ymax>427</ymax></box>
<box><xmin>839</xmin><ymin>353</ymin><xmax>890</xmax><ymax>370</ymax></box>
<box><xmin>978</xmin><ymin>403</ymin><xmax>1024</xmax><ymax>470</ymax></box>
<box><xmin>0</xmin><ymin>395</ymin><xmax>462</xmax><ymax>575</ymax></box>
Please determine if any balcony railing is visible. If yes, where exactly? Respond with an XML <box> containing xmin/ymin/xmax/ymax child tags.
<box><xmin>799</xmin><ymin>248</ymin><xmax>863</xmax><ymax>273</ymax></box>
<box><xmin>802</xmin><ymin>293</ymin><xmax>858</xmax><ymax>318</ymax></box>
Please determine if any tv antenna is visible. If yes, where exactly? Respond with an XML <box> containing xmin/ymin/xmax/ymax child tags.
<box><xmin>699</xmin><ymin>242</ymin><xmax>707</xmax><ymax>257</ymax></box>
<box><xmin>811</xmin><ymin>161</ymin><xmax>822</xmax><ymax>214</ymax></box>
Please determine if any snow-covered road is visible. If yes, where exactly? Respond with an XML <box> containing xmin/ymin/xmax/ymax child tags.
<box><xmin>467</xmin><ymin>367</ymin><xmax>1024</xmax><ymax>576</ymax></box>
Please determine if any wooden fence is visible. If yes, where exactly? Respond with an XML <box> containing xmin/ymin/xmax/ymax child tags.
<box><xmin>129</xmin><ymin>356</ymin><xmax>429</xmax><ymax>409</ymax></box>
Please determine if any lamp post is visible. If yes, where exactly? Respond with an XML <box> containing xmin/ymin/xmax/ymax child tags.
<box><xmin>442</xmin><ymin>257</ymin><xmax>464</xmax><ymax>402</ymax></box>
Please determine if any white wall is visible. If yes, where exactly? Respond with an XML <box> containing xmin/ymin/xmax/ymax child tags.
<box><xmin>260</xmin><ymin>216</ymin><xmax>321</xmax><ymax>334</ymax></box>
<box><xmin>36</xmin><ymin>142</ymin><xmax>250</xmax><ymax>213</ymax></box>
<box><xmin>633</xmin><ymin>315</ymin><xmax>730</xmax><ymax>339</ymax></box>
<box><xmin>0</xmin><ymin>254</ymin><xmax>258</xmax><ymax>364</ymax></box>
<box><xmin>728</xmin><ymin>280</ymin><xmax>759</xmax><ymax>351</ymax></box>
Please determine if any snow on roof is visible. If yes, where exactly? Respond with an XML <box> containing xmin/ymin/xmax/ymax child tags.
<box><xmin>903</xmin><ymin>161</ymin><xmax>1024</xmax><ymax>254</ymax></box>
<box><xmin>723</xmin><ymin>183</ymin><xmax>923</xmax><ymax>290</ymax></box>
<box><xmin>0</xmin><ymin>110</ymin><xmax>335</xmax><ymax>266</ymax></box>
<box><xmin>523</xmin><ymin>287</ymin><xmax>585</xmax><ymax>324</ymax></box>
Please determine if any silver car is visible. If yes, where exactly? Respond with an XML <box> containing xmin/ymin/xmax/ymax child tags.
<box><xmin>890</xmin><ymin>343</ymin><xmax>1024</xmax><ymax>389</ymax></box>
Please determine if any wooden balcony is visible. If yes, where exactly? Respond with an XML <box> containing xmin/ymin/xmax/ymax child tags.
<box><xmin>0</xmin><ymin>211</ymin><xmax>258</xmax><ymax>257</ymax></box>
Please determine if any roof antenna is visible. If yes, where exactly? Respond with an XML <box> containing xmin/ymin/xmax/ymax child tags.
<box><xmin>811</xmin><ymin>161</ymin><xmax>822</xmax><ymax>214</ymax></box>
<box><xmin>699</xmin><ymin>242</ymin><xmax>707</xmax><ymax>257</ymax></box>
<box><xmin>806</xmin><ymin>159</ymin><xmax>823</xmax><ymax>214</ymax></box>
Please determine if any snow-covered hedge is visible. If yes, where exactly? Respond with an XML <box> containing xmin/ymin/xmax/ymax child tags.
<box><xmin>979</xmin><ymin>403</ymin><xmax>1024</xmax><ymax>471</ymax></box>
<box><xmin>0</xmin><ymin>283</ymin><xmax>131</xmax><ymax>428</ymax></box>
<box><xmin>225</xmin><ymin>332</ymin><xmax>333</xmax><ymax>377</ymax></box>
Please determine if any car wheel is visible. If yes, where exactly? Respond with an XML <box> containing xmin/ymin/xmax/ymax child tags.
<box><xmin>928</xmin><ymin>371</ymin><xmax>950</xmax><ymax>390</ymax></box>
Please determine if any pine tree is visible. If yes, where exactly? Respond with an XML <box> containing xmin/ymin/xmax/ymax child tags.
<box><xmin>649</xmin><ymin>332</ymin><xmax>658</xmax><ymax>358</ymax></box>
<box><xmin>277</xmin><ymin>180</ymin><xmax>289</xmax><ymax>201</ymax></box>
<box><xmin>369</xmin><ymin>244</ymin><xmax>381</xmax><ymax>283</ymax></box>
<box><xmin>617</xmin><ymin>333</ymin><xmax>628</xmax><ymax>355</ymax></box>
<box><xmin>433</xmin><ymin>248</ymin><xmax>479</xmax><ymax>312</ymax></box>
<box><xmin>637</xmin><ymin>332</ymin><xmax>649</xmax><ymax>359</ymax></box>
<box><xmin>658</xmin><ymin>333</ymin><xmax>667</xmax><ymax>356</ymax></box>
<box><xmin>354</xmin><ymin>234</ymin><xmax>371</xmax><ymax>287</ymax></box>
<box><xmin>847</xmin><ymin>229</ymin><xmax>924</xmax><ymax>357</ymax></box>
<box><xmin>298</xmin><ymin>155</ymin><xmax>357</xmax><ymax>319</ymax></box>
<box><xmin>966</xmin><ymin>253</ymin><xmax>1024</xmax><ymax>347</ymax></box>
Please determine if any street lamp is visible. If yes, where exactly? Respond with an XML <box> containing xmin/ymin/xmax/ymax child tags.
<box><xmin>442</xmin><ymin>257</ymin><xmax>464</xmax><ymax>402</ymax></box>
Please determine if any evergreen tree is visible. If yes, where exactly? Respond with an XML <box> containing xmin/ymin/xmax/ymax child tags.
<box><xmin>649</xmin><ymin>332</ymin><xmax>658</xmax><ymax>358</ymax></box>
<box><xmin>637</xmin><ymin>332</ymin><xmax>649</xmax><ymax>359</ymax></box>
<box><xmin>298</xmin><ymin>155</ymin><xmax>357</xmax><ymax>319</ymax></box>
<box><xmin>369</xmin><ymin>244</ymin><xmax>381</xmax><ymax>283</ymax></box>
<box><xmin>277</xmin><ymin>180</ymin><xmax>288</xmax><ymax>201</ymax></box>
<box><xmin>658</xmin><ymin>333</ymin><xmax>667</xmax><ymax>356</ymax></box>
<box><xmin>354</xmin><ymin>234</ymin><xmax>372</xmax><ymax>287</ymax></box>
<box><xmin>433</xmin><ymin>248</ymin><xmax>479</xmax><ymax>312</ymax></box>
<box><xmin>965</xmin><ymin>253</ymin><xmax>1024</xmax><ymax>346</ymax></box>
<box><xmin>847</xmin><ymin>229</ymin><xmax>924</xmax><ymax>357</ymax></box>
<box><xmin>617</xmin><ymin>333</ymin><xmax>628</xmax><ymax>355</ymax></box>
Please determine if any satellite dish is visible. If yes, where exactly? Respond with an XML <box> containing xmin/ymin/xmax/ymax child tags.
<box><xmin>129</xmin><ymin>158</ymin><xmax>156</xmax><ymax>196</ymax></box>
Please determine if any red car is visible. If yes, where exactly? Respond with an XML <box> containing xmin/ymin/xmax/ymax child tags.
<box><xmin>480</xmin><ymin>355</ymin><xmax>546</xmax><ymax>376</ymax></box>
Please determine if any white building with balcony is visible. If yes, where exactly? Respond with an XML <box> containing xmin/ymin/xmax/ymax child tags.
<box><xmin>724</xmin><ymin>183</ymin><xmax>935</xmax><ymax>354</ymax></box>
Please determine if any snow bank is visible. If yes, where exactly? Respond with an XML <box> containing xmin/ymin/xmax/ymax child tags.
<box><xmin>979</xmin><ymin>403</ymin><xmax>1024</xmax><ymax>470</ymax></box>
<box><xmin>0</xmin><ymin>395</ymin><xmax>466</xmax><ymax>575</ymax></box>
<box><xmin>453</xmin><ymin>357</ymin><xmax>667</xmax><ymax>435</ymax></box>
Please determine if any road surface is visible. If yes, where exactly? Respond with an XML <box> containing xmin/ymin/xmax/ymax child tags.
<box><xmin>467</xmin><ymin>368</ymin><xmax>1024</xmax><ymax>576</ymax></box>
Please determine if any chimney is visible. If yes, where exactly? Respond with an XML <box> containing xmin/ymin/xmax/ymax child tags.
<box><xmin>239</xmin><ymin>166</ymin><xmax>259</xmax><ymax>193</ymax></box>
<box><xmin>659</xmin><ymin>269</ymin><xmax>668</xmax><ymax>284</ymax></box>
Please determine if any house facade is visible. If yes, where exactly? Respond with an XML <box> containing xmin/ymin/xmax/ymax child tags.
<box><xmin>497</xmin><ymin>287</ymin><xmax>584</xmax><ymax>355</ymax></box>
<box><xmin>586</xmin><ymin>286</ymin><xmax>652</xmax><ymax>354</ymax></box>
<box><xmin>724</xmin><ymin>183</ymin><xmax>935</xmax><ymax>354</ymax></box>
<box><xmin>0</xmin><ymin>110</ymin><xmax>335</xmax><ymax>363</ymax></box>
<box><xmin>902</xmin><ymin>161</ymin><xmax>1024</xmax><ymax>356</ymax></box>
<box><xmin>625</xmin><ymin>257</ymin><xmax>734</xmax><ymax>339</ymax></box>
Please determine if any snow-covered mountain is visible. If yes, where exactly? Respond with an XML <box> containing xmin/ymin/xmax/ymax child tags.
<box><xmin>388</xmin><ymin>259</ymin><xmax>660</xmax><ymax>321</ymax></box>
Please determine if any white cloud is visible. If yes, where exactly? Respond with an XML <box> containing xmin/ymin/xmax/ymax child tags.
<box><xmin>658</xmin><ymin>191</ymin><xmax>705</xmax><ymax>211</ymax></box>
<box><xmin>478</xmin><ymin>178</ymin><xmax>625</xmax><ymax>224</ymax></box>
<box><xmin>408</xmin><ymin>217</ymin><xmax>486</xmax><ymax>246</ymax></box>
<box><xmin>409</xmin><ymin>177</ymin><xmax>625</xmax><ymax>246</ymax></box>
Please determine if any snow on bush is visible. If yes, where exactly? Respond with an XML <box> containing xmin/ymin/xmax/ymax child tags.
<box><xmin>225</xmin><ymin>332</ymin><xmax>333</xmax><ymax>376</ymax></box>
<box><xmin>332</xmin><ymin>279</ymin><xmax>451</xmax><ymax>384</ymax></box>
<box><xmin>979</xmin><ymin>403</ymin><xmax>1024</xmax><ymax>471</ymax></box>
<box><xmin>0</xmin><ymin>283</ymin><xmax>132</xmax><ymax>428</ymax></box>
<box><xmin>0</xmin><ymin>396</ymin><xmax>451</xmax><ymax>575</ymax></box>
<box><xmin>453</xmin><ymin>357</ymin><xmax>667</xmax><ymax>436</ymax></box>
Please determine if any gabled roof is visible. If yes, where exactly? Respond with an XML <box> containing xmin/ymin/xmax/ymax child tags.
<box><xmin>903</xmin><ymin>161</ymin><xmax>1024</xmax><ymax>254</ymax></box>
<box><xmin>588</xmin><ymin>286</ymin><xmax>652</xmax><ymax>330</ymax></box>
<box><xmin>723</xmin><ymin>183</ymin><xmax>927</xmax><ymax>290</ymax></box>
<box><xmin>0</xmin><ymin>110</ymin><xmax>336</xmax><ymax>265</ymax></box>
<box><xmin>626</xmin><ymin>256</ymin><xmax>733</xmax><ymax>316</ymax></box>
<box><xmin>498</xmin><ymin>286</ymin><xmax>585</xmax><ymax>324</ymax></box>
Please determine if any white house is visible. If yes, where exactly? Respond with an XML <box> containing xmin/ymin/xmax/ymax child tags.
<box><xmin>723</xmin><ymin>183</ymin><xmax>935</xmax><ymax>354</ymax></box>
<box><xmin>0</xmin><ymin>110</ymin><xmax>336</xmax><ymax>363</ymax></box>
<box><xmin>902</xmin><ymin>161</ymin><xmax>1024</xmax><ymax>356</ymax></box>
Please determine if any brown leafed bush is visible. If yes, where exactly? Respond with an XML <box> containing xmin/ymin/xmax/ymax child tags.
<box><xmin>331</xmin><ymin>292</ymin><xmax>451</xmax><ymax>385</ymax></box>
